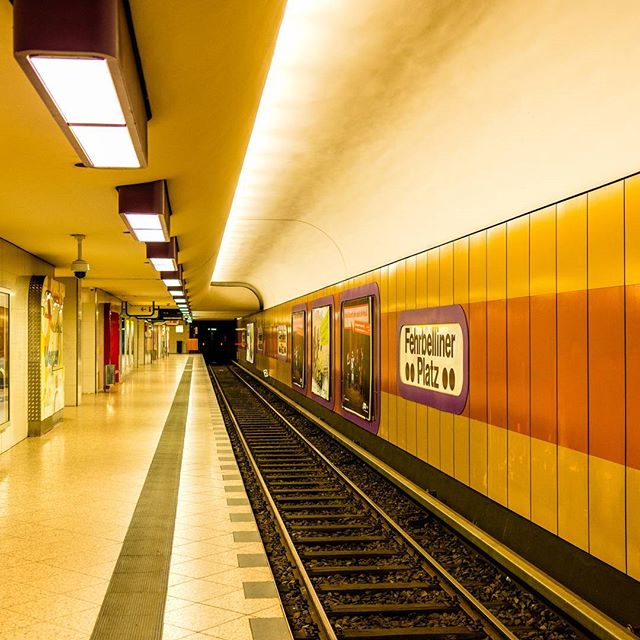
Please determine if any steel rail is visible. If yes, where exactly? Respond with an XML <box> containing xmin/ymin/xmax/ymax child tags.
<box><xmin>227</xmin><ymin>364</ymin><xmax>519</xmax><ymax>640</ymax></box>
<box><xmin>209</xmin><ymin>368</ymin><xmax>338</xmax><ymax>640</ymax></box>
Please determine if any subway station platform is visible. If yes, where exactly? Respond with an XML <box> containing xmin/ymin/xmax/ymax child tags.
<box><xmin>0</xmin><ymin>355</ymin><xmax>289</xmax><ymax>640</ymax></box>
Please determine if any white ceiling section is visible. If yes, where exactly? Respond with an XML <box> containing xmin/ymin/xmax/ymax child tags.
<box><xmin>216</xmin><ymin>0</ymin><xmax>640</xmax><ymax>310</ymax></box>
<box><xmin>2</xmin><ymin>1</ymin><xmax>640</xmax><ymax>318</ymax></box>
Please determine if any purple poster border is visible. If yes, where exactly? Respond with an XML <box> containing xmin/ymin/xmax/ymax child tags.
<box><xmin>396</xmin><ymin>305</ymin><xmax>469</xmax><ymax>414</ymax></box>
<box><xmin>291</xmin><ymin>303</ymin><xmax>307</xmax><ymax>395</ymax></box>
<box><xmin>339</xmin><ymin>283</ymin><xmax>381</xmax><ymax>435</ymax></box>
<box><xmin>310</xmin><ymin>295</ymin><xmax>335</xmax><ymax>410</ymax></box>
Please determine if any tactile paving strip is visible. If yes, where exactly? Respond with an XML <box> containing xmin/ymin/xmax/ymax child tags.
<box><xmin>90</xmin><ymin>358</ymin><xmax>193</xmax><ymax>640</ymax></box>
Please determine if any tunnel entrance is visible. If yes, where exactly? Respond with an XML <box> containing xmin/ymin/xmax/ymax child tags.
<box><xmin>191</xmin><ymin>321</ymin><xmax>236</xmax><ymax>364</ymax></box>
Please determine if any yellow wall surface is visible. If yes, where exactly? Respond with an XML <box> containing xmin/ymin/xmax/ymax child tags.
<box><xmin>240</xmin><ymin>172</ymin><xmax>640</xmax><ymax>581</ymax></box>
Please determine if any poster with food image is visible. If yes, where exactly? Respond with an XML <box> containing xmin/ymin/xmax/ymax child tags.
<box><xmin>341</xmin><ymin>297</ymin><xmax>373</xmax><ymax>420</ymax></box>
<box><xmin>311</xmin><ymin>305</ymin><xmax>331</xmax><ymax>400</ymax></box>
<box><xmin>246</xmin><ymin>322</ymin><xmax>255</xmax><ymax>363</ymax></box>
<box><xmin>291</xmin><ymin>311</ymin><xmax>305</xmax><ymax>388</ymax></box>
<box><xmin>277</xmin><ymin>324</ymin><xmax>288</xmax><ymax>358</ymax></box>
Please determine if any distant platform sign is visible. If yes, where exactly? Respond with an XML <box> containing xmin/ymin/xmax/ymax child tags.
<box><xmin>397</xmin><ymin>305</ymin><xmax>468</xmax><ymax>414</ymax></box>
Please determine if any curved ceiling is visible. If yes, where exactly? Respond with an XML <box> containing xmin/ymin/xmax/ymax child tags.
<box><xmin>215</xmin><ymin>0</ymin><xmax>640</xmax><ymax>309</ymax></box>
<box><xmin>1</xmin><ymin>1</ymin><xmax>640</xmax><ymax>317</ymax></box>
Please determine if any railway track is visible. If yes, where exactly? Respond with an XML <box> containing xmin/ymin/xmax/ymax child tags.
<box><xmin>209</xmin><ymin>364</ymin><xmax>586</xmax><ymax>640</ymax></box>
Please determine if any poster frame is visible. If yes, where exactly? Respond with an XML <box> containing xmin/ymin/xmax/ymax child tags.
<box><xmin>0</xmin><ymin>288</ymin><xmax>10</xmax><ymax>427</ymax></box>
<box><xmin>339</xmin><ymin>283</ymin><xmax>380</xmax><ymax>434</ymax></box>
<box><xmin>257</xmin><ymin>325</ymin><xmax>263</xmax><ymax>352</ymax></box>
<box><xmin>277</xmin><ymin>324</ymin><xmax>288</xmax><ymax>361</ymax></box>
<box><xmin>291</xmin><ymin>304</ymin><xmax>306</xmax><ymax>391</ymax></box>
<box><xmin>396</xmin><ymin>305</ymin><xmax>469</xmax><ymax>413</ymax></box>
<box><xmin>246</xmin><ymin>322</ymin><xmax>255</xmax><ymax>364</ymax></box>
<box><xmin>310</xmin><ymin>296</ymin><xmax>334</xmax><ymax>409</ymax></box>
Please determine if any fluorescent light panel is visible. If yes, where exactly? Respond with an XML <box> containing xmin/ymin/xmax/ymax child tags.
<box><xmin>162</xmin><ymin>278</ymin><xmax>181</xmax><ymax>287</ymax></box>
<box><xmin>125</xmin><ymin>213</ymin><xmax>162</xmax><ymax>229</ymax></box>
<box><xmin>29</xmin><ymin>57</ymin><xmax>125</xmax><ymax>125</ymax></box>
<box><xmin>150</xmin><ymin>258</ymin><xmax>177</xmax><ymax>271</ymax></box>
<box><xmin>169</xmin><ymin>290</ymin><xmax>184</xmax><ymax>297</ymax></box>
<box><xmin>132</xmin><ymin>229</ymin><xmax>165</xmax><ymax>242</ymax></box>
<box><xmin>70</xmin><ymin>125</ymin><xmax>139</xmax><ymax>168</ymax></box>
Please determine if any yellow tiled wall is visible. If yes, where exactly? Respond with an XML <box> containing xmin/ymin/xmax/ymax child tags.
<box><xmin>241</xmin><ymin>173</ymin><xmax>640</xmax><ymax>581</ymax></box>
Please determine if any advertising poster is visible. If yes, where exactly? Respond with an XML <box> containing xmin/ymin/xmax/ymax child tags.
<box><xmin>0</xmin><ymin>292</ymin><xmax>8</xmax><ymax>425</ymax></box>
<box><xmin>311</xmin><ymin>305</ymin><xmax>331</xmax><ymax>400</ymax></box>
<box><xmin>246</xmin><ymin>322</ymin><xmax>255</xmax><ymax>364</ymax></box>
<box><xmin>277</xmin><ymin>324</ymin><xmax>288</xmax><ymax>358</ymax></box>
<box><xmin>341</xmin><ymin>297</ymin><xmax>373</xmax><ymax>420</ymax></box>
<box><xmin>291</xmin><ymin>311</ymin><xmax>305</xmax><ymax>388</ymax></box>
<box><xmin>257</xmin><ymin>326</ymin><xmax>263</xmax><ymax>352</ymax></box>
<box><xmin>41</xmin><ymin>281</ymin><xmax>64</xmax><ymax>420</ymax></box>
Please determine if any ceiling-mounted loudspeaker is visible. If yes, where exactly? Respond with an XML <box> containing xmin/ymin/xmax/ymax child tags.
<box><xmin>117</xmin><ymin>180</ymin><xmax>171</xmax><ymax>242</ymax></box>
<box><xmin>13</xmin><ymin>0</ymin><xmax>148</xmax><ymax>168</ymax></box>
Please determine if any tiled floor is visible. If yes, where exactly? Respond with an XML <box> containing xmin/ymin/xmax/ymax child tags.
<box><xmin>0</xmin><ymin>355</ymin><xmax>290</xmax><ymax>640</ymax></box>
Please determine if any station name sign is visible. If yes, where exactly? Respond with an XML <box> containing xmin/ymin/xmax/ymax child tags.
<box><xmin>397</xmin><ymin>305</ymin><xmax>469</xmax><ymax>414</ymax></box>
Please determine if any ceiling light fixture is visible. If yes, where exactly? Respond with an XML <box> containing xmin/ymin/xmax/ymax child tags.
<box><xmin>147</xmin><ymin>237</ymin><xmax>178</xmax><ymax>272</ymax></box>
<box><xmin>13</xmin><ymin>0</ymin><xmax>149</xmax><ymax>168</ymax></box>
<box><xmin>169</xmin><ymin>289</ymin><xmax>184</xmax><ymax>297</ymax></box>
<box><xmin>161</xmin><ymin>270</ymin><xmax>182</xmax><ymax>288</ymax></box>
<box><xmin>117</xmin><ymin>180</ymin><xmax>171</xmax><ymax>242</ymax></box>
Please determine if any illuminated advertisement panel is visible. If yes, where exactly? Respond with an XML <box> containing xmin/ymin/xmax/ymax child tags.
<box><xmin>257</xmin><ymin>326</ymin><xmax>263</xmax><ymax>352</ymax></box>
<box><xmin>291</xmin><ymin>310</ymin><xmax>305</xmax><ymax>388</ymax></box>
<box><xmin>341</xmin><ymin>296</ymin><xmax>373</xmax><ymax>421</ymax></box>
<box><xmin>397</xmin><ymin>305</ymin><xmax>469</xmax><ymax>414</ymax></box>
<box><xmin>0</xmin><ymin>292</ymin><xmax>8</xmax><ymax>426</ymax></box>
<box><xmin>311</xmin><ymin>305</ymin><xmax>331</xmax><ymax>401</ymax></box>
<box><xmin>246</xmin><ymin>322</ymin><xmax>255</xmax><ymax>364</ymax></box>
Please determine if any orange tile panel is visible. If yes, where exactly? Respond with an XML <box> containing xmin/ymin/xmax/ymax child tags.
<box><xmin>531</xmin><ymin>439</ymin><xmax>558</xmax><ymax>533</ymax></box>
<box><xmin>487</xmin><ymin>299</ymin><xmax>507</xmax><ymax>431</ymax></box>
<box><xmin>440</xmin><ymin>411</ymin><xmax>454</xmax><ymax>476</ymax></box>
<box><xmin>587</xmin><ymin>182</ymin><xmax>624</xmax><ymax>290</ymax></box>
<box><xmin>416</xmin><ymin>404</ymin><xmax>428</xmax><ymax>461</ymax></box>
<box><xmin>416</xmin><ymin>253</ymin><xmax>428</xmax><ymax>308</ymax></box>
<box><xmin>588</xmin><ymin>286</ymin><xmax>625</xmax><ymax>465</ymax></box>
<box><xmin>557</xmin><ymin>195</ymin><xmax>587</xmax><ymax>294</ymax></box>
<box><xmin>427</xmin><ymin>248</ymin><xmax>439</xmax><ymax>308</ymax></box>
<box><xmin>488</xmin><ymin>423</ymin><xmax>508</xmax><ymax>506</ymax></box>
<box><xmin>507</xmin><ymin>296</ymin><xmax>530</xmax><ymax>435</ymax></box>
<box><xmin>469</xmin><ymin>301</ymin><xmax>487</xmax><ymax>423</ymax></box>
<box><xmin>428</xmin><ymin>407</ymin><xmax>441</xmax><ymax>468</ymax></box>
<box><xmin>507</xmin><ymin>217</ymin><xmax>529</xmax><ymax>299</ymax></box>
<box><xmin>454</xmin><ymin>414</ymin><xmax>470</xmax><ymax>485</ymax></box>
<box><xmin>557</xmin><ymin>290</ymin><xmax>588</xmax><ymax>453</ymax></box>
<box><xmin>469</xmin><ymin>231</ymin><xmax>487</xmax><ymax>304</ymax></box>
<box><xmin>558</xmin><ymin>446</ymin><xmax>589</xmax><ymax>551</ymax></box>
<box><xmin>454</xmin><ymin>238</ymin><xmax>469</xmax><ymax>304</ymax></box>
<box><xmin>507</xmin><ymin>429</ymin><xmax>531</xmax><ymax>518</ymax></box>
<box><xmin>469</xmin><ymin>418</ymin><xmax>488</xmax><ymax>495</ymax></box>
<box><xmin>628</xmin><ymin>467</ymin><xmax>640</xmax><ymax>579</ymax></box>
<box><xmin>440</xmin><ymin>243</ymin><xmax>454</xmax><ymax>306</ymax></box>
<box><xmin>530</xmin><ymin>293</ymin><xmax>557</xmax><ymax>443</ymax></box>
<box><xmin>589</xmin><ymin>457</ymin><xmax>626</xmax><ymax>572</ymax></box>
<box><xmin>626</xmin><ymin>175</ymin><xmax>640</xmax><ymax>285</ymax></box>
<box><xmin>628</xmin><ymin>284</ymin><xmax>640</xmax><ymax>470</ymax></box>
<box><xmin>530</xmin><ymin>205</ymin><xmax>556</xmax><ymax>296</ymax></box>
